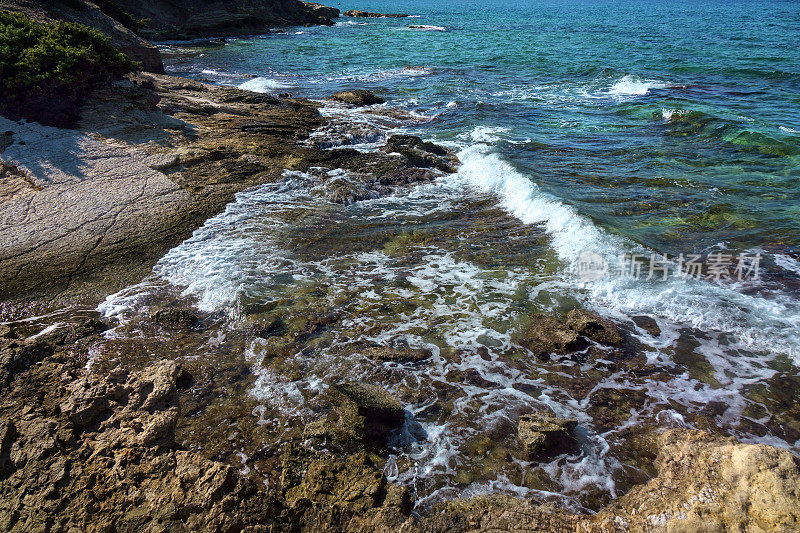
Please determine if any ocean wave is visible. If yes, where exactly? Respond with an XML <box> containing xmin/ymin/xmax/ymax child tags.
<box><xmin>607</xmin><ymin>74</ymin><xmax>667</xmax><ymax>97</ymax></box>
<box><xmin>457</xmin><ymin>130</ymin><xmax>800</xmax><ymax>363</ymax></box>
<box><xmin>238</xmin><ymin>77</ymin><xmax>292</xmax><ymax>92</ymax></box>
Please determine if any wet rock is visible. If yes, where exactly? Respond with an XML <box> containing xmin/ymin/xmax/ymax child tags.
<box><xmin>360</xmin><ymin>344</ymin><xmax>432</xmax><ymax>364</ymax></box>
<box><xmin>344</xmin><ymin>10</ymin><xmax>409</xmax><ymax>18</ymax></box>
<box><xmin>284</xmin><ymin>451</ymin><xmax>389</xmax><ymax>512</ymax></box>
<box><xmin>520</xmin><ymin>314</ymin><xmax>587</xmax><ymax>359</ymax></box>
<box><xmin>464</xmin><ymin>368</ymin><xmax>496</xmax><ymax>388</ymax></box>
<box><xmin>632</xmin><ymin>315</ymin><xmax>661</xmax><ymax>336</ymax></box>
<box><xmin>517</xmin><ymin>411</ymin><xmax>580</xmax><ymax>459</ymax></box>
<box><xmin>331</xmin><ymin>89</ymin><xmax>386</xmax><ymax>106</ymax></box>
<box><xmin>565</xmin><ymin>309</ymin><xmax>623</xmax><ymax>346</ymax></box>
<box><xmin>605</xmin><ymin>429</ymin><xmax>800</xmax><ymax>532</ymax></box>
<box><xmin>152</xmin><ymin>308</ymin><xmax>201</xmax><ymax>330</ymax></box>
<box><xmin>382</xmin><ymin>134</ymin><xmax>459</xmax><ymax>173</ymax></box>
<box><xmin>330</xmin><ymin>383</ymin><xmax>405</xmax><ymax>443</ymax></box>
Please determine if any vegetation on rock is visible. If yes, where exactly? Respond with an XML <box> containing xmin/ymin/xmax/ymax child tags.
<box><xmin>0</xmin><ymin>11</ymin><xmax>136</xmax><ymax>127</ymax></box>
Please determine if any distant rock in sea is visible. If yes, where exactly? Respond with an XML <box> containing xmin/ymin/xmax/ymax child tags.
<box><xmin>344</xmin><ymin>9</ymin><xmax>408</xmax><ymax>18</ymax></box>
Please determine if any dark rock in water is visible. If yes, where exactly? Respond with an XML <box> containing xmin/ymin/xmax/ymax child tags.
<box><xmin>360</xmin><ymin>344</ymin><xmax>432</xmax><ymax>364</ymax></box>
<box><xmin>152</xmin><ymin>308</ymin><xmax>201</xmax><ymax>330</ymax></box>
<box><xmin>0</xmin><ymin>325</ymin><xmax>14</xmax><ymax>339</ymax></box>
<box><xmin>632</xmin><ymin>315</ymin><xmax>661</xmax><ymax>337</ymax></box>
<box><xmin>565</xmin><ymin>309</ymin><xmax>623</xmax><ymax>346</ymax></box>
<box><xmin>343</xmin><ymin>10</ymin><xmax>408</xmax><ymax>18</ymax></box>
<box><xmin>520</xmin><ymin>314</ymin><xmax>588</xmax><ymax>359</ymax></box>
<box><xmin>464</xmin><ymin>368</ymin><xmax>496</xmax><ymax>388</ymax></box>
<box><xmin>110</xmin><ymin>0</ymin><xmax>339</xmax><ymax>39</ymax></box>
<box><xmin>518</xmin><ymin>411</ymin><xmax>580</xmax><ymax>459</ymax></box>
<box><xmin>382</xmin><ymin>134</ymin><xmax>459</xmax><ymax>173</ymax></box>
<box><xmin>330</xmin><ymin>382</ymin><xmax>405</xmax><ymax>443</ymax></box>
<box><xmin>330</xmin><ymin>89</ymin><xmax>386</xmax><ymax>106</ymax></box>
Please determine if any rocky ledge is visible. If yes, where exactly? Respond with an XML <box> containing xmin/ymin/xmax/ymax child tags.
<box><xmin>0</xmin><ymin>79</ymin><xmax>457</xmax><ymax>306</ymax></box>
<box><xmin>1</xmin><ymin>323</ymin><xmax>798</xmax><ymax>532</ymax></box>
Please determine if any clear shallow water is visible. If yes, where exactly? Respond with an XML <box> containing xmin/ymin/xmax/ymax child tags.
<box><xmin>97</xmin><ymin>0</ymin><xmax>800</xmax><ymax>511</ymax></box>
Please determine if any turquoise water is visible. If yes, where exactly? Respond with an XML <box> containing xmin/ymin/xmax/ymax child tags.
<box><xmin>165</xmin><ymin>0</ymin><xmax>800</xmax><ymax>256</ymax></box>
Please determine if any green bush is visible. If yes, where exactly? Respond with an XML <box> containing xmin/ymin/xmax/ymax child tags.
<box><xmin>0</xmin><ymin>10</ymin><xmax>138</xmax><ymax>127</ymax></box>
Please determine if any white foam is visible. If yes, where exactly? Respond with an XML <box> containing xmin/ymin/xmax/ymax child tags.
<box><xmin>774</xmin><ymin>254</ymin><xmax>800</xmax><ymax>276</ymax></box>
<box><xmin>607</xmin><ymin>74</ymin><xmax>667</xmax><ymax>97</ymax></box>
<box><xmin>779</xmin><ymin>126</ymin><xmax>798</xmax><ymax>134</ymax></box>
<box><xmin>407</xmin><ymin>25</ymin><xmax>446</xmax><ymax>31</ymax></box>
<box><xmin>456</xmin><ymin>131</ymin><xmax>800</xmax><ymax>363</ymax></box>
<box><xmin>238</xmin><ymin>77</ymin><xmax>291</xmax><ymax>92</ymax></box>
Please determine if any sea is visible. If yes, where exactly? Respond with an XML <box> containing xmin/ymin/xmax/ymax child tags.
<box><xmin>96</xmin><ymin>0</ymin><xmax>800</xmax><ymax>511</ymax></box>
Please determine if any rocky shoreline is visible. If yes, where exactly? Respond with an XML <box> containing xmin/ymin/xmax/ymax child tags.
<box><xmin>0</xmin><ymin>73</ymin><xmax>455</xmax><ymax>308</ymax></box>
<box><xmin>2</xmin><ymin>3</ymin><xmax>800</xmax><ymax>532</ymax></box>
<box><xmin>2</xmin><ymin>320</ymin><xmax>798</xmax><ymax>531</ymax></box>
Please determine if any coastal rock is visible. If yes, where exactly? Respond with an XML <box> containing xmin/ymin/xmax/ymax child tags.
<box><xmin>565</xmin><ymin>309</ymin><xmax>623</xmax><ymax>346</ymax></box>
<box><xmin>360</xmin><ymin>344</ymin><xmax>432</xmax><ymax>364</ymax></box>
<box><xmin>331</xmin><ymin>89</ymin><xmax>386</xmax><ymax>106</ymax></box>
<box><xmin>343</xmin><ymin>10</ymin><xmax>409</xmax><ymax>18</ymax></box>
<box><xmin>111</xmin><ymin>0</ymin><xmax>339</xmax><ymax>39</ymax></box>
<box><xmin>329</xmin><ymin>382</ymin><xmax>406</xmax><ymax>443</ymax></box>
<box><xmin>605</xmin><ymin>429</ymin><xmax>800</xmax><ymax>532</ymax></box>
<box><xmin>520</xmin><ymin>314</ymin><xmax>587</xmax><ymax>359</ymax></box>
<box><xmin>152</xmin><ymin>308</ymin><xmax>201</xmax><ymax>330</ymax></box>
<box><xmin>517</xmin><ymin>411</ymin><xmax>580</xmax><ymax>459</ymax></box>
<box><xmin>382</xmin><ymin>134</ymin><xmax>459</xmax><ymax>173</ymax></box>
<box><xmin>0</xmin><ymin>0</ymin><xmax>164</xmax><ymax>72</ymax></box>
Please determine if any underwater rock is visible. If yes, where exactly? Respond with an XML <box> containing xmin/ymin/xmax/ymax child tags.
<box><xmin>330</xmin><ymin>89</ymin><xmax>386</xmax><ymax>106</ymax></box>
<box><xmin>565</xmin><ymin>309</ymin><xmax>623</xmax><ymax>346</ymax></box>
<box><xmin>152</xmin><ymin>308</ymin><xmax>201</xmax><ymax>330</ymax></box>
<box><xmin>330</xmin><ymin>383</ymin><xmax>405</xmax><ymax>443</ymax></box>
<box><xmin>517</xmin><ymin>411</ymin><xmax>580</xmax><ymax>459</ymax></box>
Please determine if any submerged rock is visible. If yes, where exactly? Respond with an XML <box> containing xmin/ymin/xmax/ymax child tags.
<box><xmin>330</xmin><ymin>89</ymin><xmax>386</xmax><ymax>106</ymax></box>
<box><xmin>152</xmin><ymin>308</ymin><xmax>201</xmax><ymax>329</ymax></box>
<box><xmin>517</xmin><ymin>411</ymin><xmax>580</xmax><ymax>459</ymax></box>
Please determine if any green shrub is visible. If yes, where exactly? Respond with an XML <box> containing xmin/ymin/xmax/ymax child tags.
<box><xmin>0</xmin><ymin>10</ymin><xmax>138</xmax><ymax>127</ymax></box>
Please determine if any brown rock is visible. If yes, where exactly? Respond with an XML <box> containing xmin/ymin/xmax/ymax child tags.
<box><xmin>330</xmin><ymin>383</ymin><xmax>405</xmax><ymax>443</ymax></box>
<box><xmin>517</xmin><ymin>411</ymin><xmax>580</xmax><ymax>459</ymax></box>
<box><xmin>331</xmin><ymin>89</ymin><xmax>386</xmax><ymax>106</ymax></box>
<box><xmin>565</xmin><ymin>309</ymin><xmax>623</xmax><ymax>346</ymax></box>
<box><xmin>520</xmin><ymin>314</ymin><xmax>587</xmax><ymax>359</ymax></box>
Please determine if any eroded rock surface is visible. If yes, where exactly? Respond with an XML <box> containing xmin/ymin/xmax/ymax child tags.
<box><xmin>1</xmin><ymin>324</ymin><xmax>799</xmax><ymax>532</ymax></box>
<box><xmin>0</xmin><ymin>73</ymin><xmax>458</xmax><ymax>306</ymax></box>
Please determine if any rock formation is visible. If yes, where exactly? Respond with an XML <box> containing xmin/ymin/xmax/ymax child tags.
<box><xmin>2</xmin><ymin>322</ymin><xmax>798</xmax><ymax>531</ymax></box>
<box><xmin>343</xmin><ymin>10</ymin><xmax>409</xmax><ymax>18</ymax></box>
<box><xmin>111</xmin><ymin>0</ymin><xmax>340</xmax><ymax>39</ymax></box>
<box><xmin>0</xmin><ymin>73</ymin><xmax>459</xmax><ymax>304</ymax></box>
